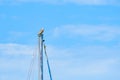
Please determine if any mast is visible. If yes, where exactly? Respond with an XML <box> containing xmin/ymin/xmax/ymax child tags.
<box><xmin>38</xmin><ymin>29</ymin><xmax>44</xmax><ymax>80</ymax></box>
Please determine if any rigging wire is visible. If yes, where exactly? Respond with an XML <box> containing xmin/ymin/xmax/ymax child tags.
<box><xmin>26</xmin><ymin>42</ymin><xmax>53</xmax><ymax>80</ymax></box>
<box><xmin>27</xmin><ymin>47</ymin><xmax>37</xmax><ymax>80</ymax></box>
<box><xmin>44</xmin><ymin>44</ymin><xmax>53</xmax><ymax>80</ymax></box>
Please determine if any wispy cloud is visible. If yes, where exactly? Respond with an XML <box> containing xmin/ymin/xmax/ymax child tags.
<box><xmin>0</xmin><ymin>43</ymin><xmax>34</xmax><ymax>55</ymax></box>
<box><xmin>7</xmin><ymin>31</ymin><xmax>28</xmax><ymax>41</ymax></box>
<box><xmin>62</xmin><ymin>59</ymin><xmax>117</xmax><ymax>75</ymax></box>
<box><xmin>63</xmin><ymin>0</ymin><xmax>120</xmax><ymax>5</ymax></box>
<box><xmin>0</xmin><ymin>14</ymin><xmax>19</xmax><ymax>20</ymax></box>
<box><xmin>0</xmin><ymin>43</ymin><xmax>120</xmax><ymax>80</ymax></box>
<box><xmin>46</xmin><ymin>45</ymin><xmax>120</xmax><ymax>79</ymax></box>
<box><xmin>52</xmin><ymin>25</ymin><xmax>120</xmax><ymax>41</ymax></box>
<box><xmin>0</xmin><ymin>0</ymin><xmax>120</xmax><ymax>5</ymax></box>
<box><xmin>0</xmin><ymin>43</ymin><xmax>36</xmax><ymax>80</ymax></box>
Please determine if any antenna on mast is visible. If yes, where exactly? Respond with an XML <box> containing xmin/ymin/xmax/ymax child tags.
<box><xmin>38</xmin><ymin>28</ymin><xmax>44</xmax><ymax>36</ymax></box>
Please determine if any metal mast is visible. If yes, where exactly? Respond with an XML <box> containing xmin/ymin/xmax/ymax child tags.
<box><xmin>38</xmin><ymin>29</ymin><xmax>44</xmax><ymax>80</ymax></box>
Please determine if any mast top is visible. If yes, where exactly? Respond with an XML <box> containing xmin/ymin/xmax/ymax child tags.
<box><xmin>38</xmin><ymin>28</ymin><xmax>44</xmax><ymax>37</ymax></box>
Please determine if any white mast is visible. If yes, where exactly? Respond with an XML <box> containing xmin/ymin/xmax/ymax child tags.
<box><xmin>38</xmin><ymin>29</ymin><xmax>44</xmax><ymax>80</ymax></box>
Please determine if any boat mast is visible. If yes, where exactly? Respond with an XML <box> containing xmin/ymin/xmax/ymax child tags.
<box><xmin>38</xmin><ymin>29</ymin><xmax>44</xmax><ymax>80</ymax></box>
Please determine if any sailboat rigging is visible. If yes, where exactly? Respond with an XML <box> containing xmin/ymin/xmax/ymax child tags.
<box><xmin>27</xmin><ymin>29</ymin><xmax>53</xmax><ymax>80</ymax></box>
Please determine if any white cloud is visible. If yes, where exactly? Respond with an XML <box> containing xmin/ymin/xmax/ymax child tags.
<box><xmin>0</xmin><ymin>14</ymin><xmax>19</xmax><ymax>20</ymax></box>
<box><xmin>64</xmin><ymin>0</ymin><xmax>119</xmax><ymax>5</ymax></box>
<box><xmin>64</xmin><ymin>59</ymin><xmax>117</xmax><ymax>75</ymax></box>
<box><xmin>8</xmin><ymin>31</ymin><xmax>28</xmax><ymax>41</ymax></box>
<box><xmin>45</xmin><ymin>44</ymin><xmax>120</xmax><ymax>76</ymax></box>
<box><xmin>0</xmin><ymin>43</ymin><xmax>34</xmax><ymax>55</ymax></box>
<box><xmin>50</xmin><ymin>53</ymin><xmax>119</xmax><ymax>79</ymax></box>
<box><xmin>0</xmin><ymin>55</ymin><xmax>35</xmax><ymax>80</ymax></box>
<box><xmin>52</xmin><ymin>25</ymin><xmax>120</xmax><ymax>41</ymax></box>
<box><xmin>0</xmin><ymin>43</ymin><xmax>38</xmax><ymax>80</ymax></box>
<box><xmin>0</xmin><ymin>43</ymin><xmax>120</xmax><ymax>80</ymax></box>
<box><xmin>0</xmin><ymin>0</ymin><xmax>120</xmax><ymax>5</ymax></box>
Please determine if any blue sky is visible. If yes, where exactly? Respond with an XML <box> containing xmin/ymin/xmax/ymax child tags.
<box><xmin>0</xmin><ymin>0</ymin><xmax>120</xmax><ymax>80</ymax></box>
